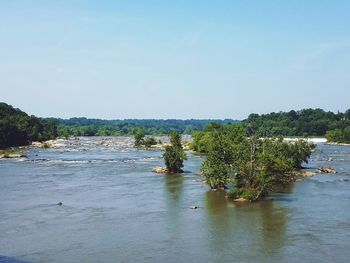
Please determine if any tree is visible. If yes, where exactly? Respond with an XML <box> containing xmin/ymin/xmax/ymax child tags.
<box><xmin>0</xmin><ymin>102</ymin><xmax>57</xmax><ymax>149</ymax></box>
<box><xmin>201</xmin><ymin>125</ymin><xmax>248</xmax><ymax>189</ymax></box>
<box><xmin>199</xmin><ymin>125</ymin><xmax>315</xmax><ymax>201</ymax></box>
<box><xmin>133</xmin><ymin>128</ymin><xmax>145</xmax><ymax>147</ymax></box>
<box><xmin>326</xmin><ymin>127</ymin><xmax>350</xmax><ymax>143</ymax></box>
<box><xmin>190</xmin><ymin>131</ymin><xmax>211</xmax><ymax>154</ymax></box>
<box><xmin>163</xmin><ymin>133</ymin><xmax>187</xmax><ymax>173</ymax></box>
<box><xmin>144</xmin><ymin>136</ymin><xmax>157</xmax><ymax>147</ymax></box>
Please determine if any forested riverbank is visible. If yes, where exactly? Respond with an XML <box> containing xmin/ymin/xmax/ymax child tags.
<box><xmin>1</xmin><ymin>102</ymin><xmax>350</xmax><ymax>149</ymax></box>
<box><xmin>0</xmin><ymin>103</ymin><xmax>57</xmax><ymax>149</ymax></box>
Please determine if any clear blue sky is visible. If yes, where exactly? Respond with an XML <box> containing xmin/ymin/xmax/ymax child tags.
<box><xmin>0</xmin><ymin>0</ymin><xmax>349</xmax><ymax>119</ymax></box>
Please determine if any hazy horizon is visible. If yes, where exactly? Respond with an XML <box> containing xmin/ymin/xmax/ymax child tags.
<box><xmin>1</xmin><ymin>1</ymin><xmax>349</xmax><ymax>119</ymax></box>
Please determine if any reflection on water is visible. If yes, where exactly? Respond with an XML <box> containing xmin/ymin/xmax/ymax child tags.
<box><xmin>205</xmin><ymin>191</ymin><xmax>287</xmax><ymax>262</ymax></box>
<box><xmin>205</xmin><ymin>190</ymin><xmax>231</xmax><ymax>235</ymax></box>
<box><xmin>259</xmin><ymin>201</ymin><xmax>287</xmax><ymax>258</ymax></box>
<box><xmin>163</xmin><ymin>174</ymin><xmax>184</xmax><ymax>228</ymax></box>
<box><xmin>1</xmin><ymin>138</ymin><xmax>350</xmax><ymax>263</ymax></box>
<box><xmin>164</xmin><ymin>174</ymin><xmax>184</xmax><ymax>204</ymax></box>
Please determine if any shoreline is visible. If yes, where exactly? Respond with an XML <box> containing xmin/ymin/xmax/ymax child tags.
<box><xmin>0</xmin><ymin>149</ymin><xmax>26</xmax><ymax>159</ymax></box>
<box><xmin>325</xmin><ymin>142</ymin><xmax>350</xmax><ymax>147</ymax></box>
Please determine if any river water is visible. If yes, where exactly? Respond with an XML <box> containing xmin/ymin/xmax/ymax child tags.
<box><xmin>0</xmin><ymin>137</ymin><xmax>350</xmax><ymax>263</ymax></box>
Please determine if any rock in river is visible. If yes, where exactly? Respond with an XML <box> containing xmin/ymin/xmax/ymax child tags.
<box><xmin>233</xmin><ymin>197</ymin><xmax>249</xmax><ymax>202</ymax></box>
<box><xmin>318</xmin><ymin>167</ymin><xmax>337</xmax><ymax>174</ymax></box>
<box><xmin>152</xmin><ymin>167</ymin><xmax>168</xmax><ymax>174</ymax></box>
<box><xmin>300</xmin><ymin>171</ymin><xmax>317</xmax><ymax>177</ymax></box>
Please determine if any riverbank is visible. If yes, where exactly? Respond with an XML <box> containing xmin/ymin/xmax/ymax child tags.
<box><xmin>283</xmin><ymin>137</ymin><xmax>327</xmax><ymax>143</ymax></box>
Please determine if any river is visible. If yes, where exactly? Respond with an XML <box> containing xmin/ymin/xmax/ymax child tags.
<box><xmin>0</xmin><ymin>137</ymin><xmax>350</xmax><ymax>263</ymax></box>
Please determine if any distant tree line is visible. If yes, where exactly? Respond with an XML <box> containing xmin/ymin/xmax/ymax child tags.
<box><xmin>244</xmin><ymin>108</ymin><xmax>350</xmax><ymax>138</ymax></box>
<box><xmin>46</xmin><ymin>117</ymin><xmax>238</xmax><ymax>137</ymax></box>
<box><xmin>48</xmin><ymin>109</ymin><xmax>350</xmax><ymax>140</ymax></box>
<box><xmin>2</xmin><ymin>101</ymin><xmax>350</xmax><ymax>148</ymax></box>
<box><xmin>0</xmin><ymin>103</ymin><xmax>57</xmax><ymax>149</ymax></box>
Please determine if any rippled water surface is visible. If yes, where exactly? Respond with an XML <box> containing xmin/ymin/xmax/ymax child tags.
<box><xmin>1</xmin><ymin>137</ymin><xmax>350</xmax><ymax>263</ymax></box>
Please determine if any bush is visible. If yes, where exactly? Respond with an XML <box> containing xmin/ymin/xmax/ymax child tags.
<box><xmin>226</xmin><ymin>188</ymin><xmax>242</xmax><ymax>199</ymax></box>
<box><xmin>144</xmin><ymin>137</ymin><xmax>157</xmax><ymax>147</ymax></box>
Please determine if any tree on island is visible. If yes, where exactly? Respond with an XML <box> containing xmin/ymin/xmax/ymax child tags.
<box><xmin>198</xmin><ymin>124</ymin><xmax>315</xmax><ymax>202</ymax></box>
<box><xmin>133</xmin><ymin>128</ymin><xmax>145</xmax><ymax>147</ymax></box>
<box><xmin>133</xmin><ymin>128</ymin><xmax>157</xmax><ymax>148</ymax></box>
<box><xmin>163</xmin><ymin>133</ymin><xmax>187</xmax><ymax>173</ymax></box>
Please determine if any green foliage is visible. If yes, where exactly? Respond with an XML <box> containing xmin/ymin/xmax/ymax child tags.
<box><xmin>133</xmin><ymin>128</ymin><xmax>157</xmax><ymax>148</ymax></box>
<box><xmin>133</xmin><ymin>128</ymin><xmax>145</xmax><ymax>147</ymax></box>
<box><xmin>46</xmin><ymin>108</ymin><xmax>349</xmax><ymax>139</ymax></box>
<box><xmin>0</xmin><ymin>102</ymin><xmax>57</xmax><ymax>149</ymax></box>
<box><xmin>200</xmin><ymin>125</ymin><xmax>315</xmax><ymax>201</ymax></box>
<box><xmin>201</xmin><ymin>125</ymin><xmax>246</xmax><ymax>189</ymax></box>
<box><xmin>190</xmin><ymin>131</ymin><xmax>202</xmax><ymax>152</ymax></box>
<box><xmin>226</xmin><ymin>188</ymin><xmax>242</xmax><ymax>199</ymax></box>
<box><xmin>190</xmin><ymin>131</ymin><xmax>210</xmax><ymax>154</ymax></box>
<box><xmin>163</xmin><ymin>133</ymin><xmax>187</xmax><ymax>173</ymax></box>
<box><xmin>144</xmin><ymin>137</ymin><xmax>157</xmax><ymax>147</ymax></box>
<box><xmin>244</xmin><ymin>108</ymin><xmax>350</xmax><ymax>137</ymax></box>
<box><xmin>326</xmin><ymin>127</ymin><xmax>350</xmax><ymax>143</ymax></box>
<box><xmin>47</xmin><ymin>118</ymin><xmax>238</xmax><ymax>137</ymax></box>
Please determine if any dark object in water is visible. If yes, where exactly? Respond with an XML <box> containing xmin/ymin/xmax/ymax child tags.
<box><xmin>57</xmin><ymin>202</ymin><xmax>63</xmax><ymax>206</ymax></box>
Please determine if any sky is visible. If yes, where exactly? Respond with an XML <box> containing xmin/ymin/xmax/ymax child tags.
<box><xmin>0</xmin><ymin>0</ymin><xmax>349</xmax><ymax>119</ymax></box>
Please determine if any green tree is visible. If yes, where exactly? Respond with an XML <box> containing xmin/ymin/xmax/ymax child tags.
<box><xmin>0</xmin><ymin>102</ymin><xmax>57</xmax><ymax>149</ymax></box>
<box><xmin>199</xmin><ymin>124</ymin><xmax>315</xmax><ymax>201</ymax></box>
<box><xmin>163</xmin><ymin>133</ymin><xmax>187</xmax><ymax>173</ymax></box>
<box><xmin>201</xmin><ymin>126</ymin><xmax>247</xmax><ymax>189</ymax></box>
<box><xmin>144</xmin><ymin>136</ymin><xmax>157</xmax><ymax>147</ymax></box>
<box><xmin>133</xmin><ymin>128</ymin><xmax>145</xmax><ymax>147</ymax></box>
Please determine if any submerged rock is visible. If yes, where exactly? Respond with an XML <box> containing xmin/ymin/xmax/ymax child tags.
<box><xmin>152</xmin><ymin>167</ymin><xmax>168</xmax><ymax>174</ymax></box>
